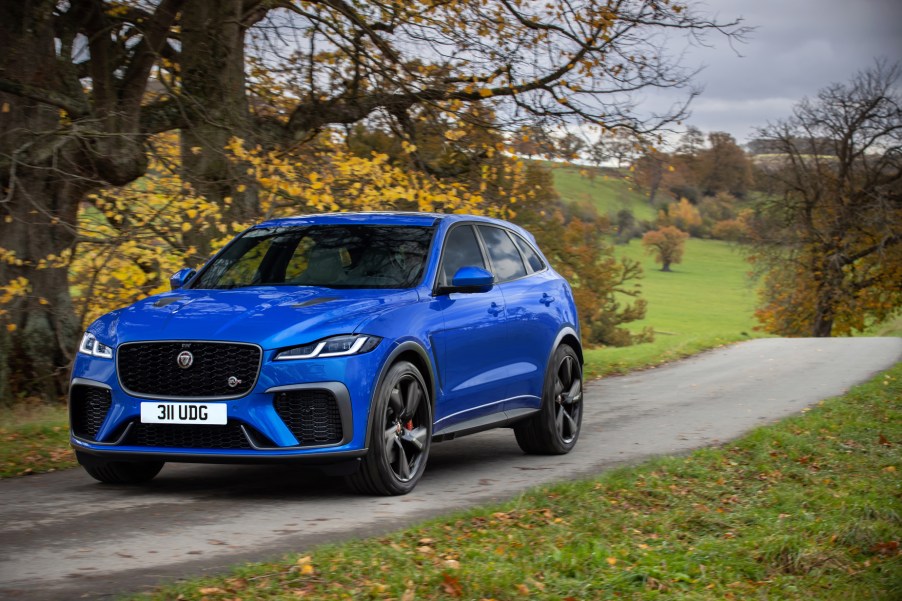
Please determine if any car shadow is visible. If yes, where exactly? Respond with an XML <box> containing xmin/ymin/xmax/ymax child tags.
<box><xmin>117</xmin><ymin>429</ymin><xmax>528</xmax><ymax>500</ymax></box>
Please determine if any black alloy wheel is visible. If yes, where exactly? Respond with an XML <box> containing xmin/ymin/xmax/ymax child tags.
<box><xmin>346</xmin><ymin>361</ymin><xmax>432</xmax><ymax>495</ymax></box>
<box><xmin>514</xmin><ymin>344</ymin><xmax>583</xmax><ymax>454</ymax></box>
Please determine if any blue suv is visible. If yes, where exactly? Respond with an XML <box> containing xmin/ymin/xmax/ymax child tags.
<box><xmin>70</xmin><ymin>212</ymin><xmax>583</xmax><ymax>494</ymax></box>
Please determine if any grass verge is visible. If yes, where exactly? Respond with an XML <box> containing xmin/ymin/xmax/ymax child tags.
<box><xmin>135</xmin><ymin>363</ymin><xmax>902</xmax><ymax>601</ymax></box>
<box><xmin>0</xmin><ymin>403</ymin><xmax>74</xmax><ymax>478</ymax></box>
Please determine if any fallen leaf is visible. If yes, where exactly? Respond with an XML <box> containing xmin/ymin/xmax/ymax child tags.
<box><xmin>870</xmin><ymin>540</ymin><xmax>899</xmax><ymax>556</ymax></box>
<box><xmin>441</xmin><ymin>573</ymin><xmax>463</xmax><ymax>597</ymax></box>
<box><xmin>606</xmin><ymin>557</ymin><xmax>617</xmax><ymax>566</ymax></box>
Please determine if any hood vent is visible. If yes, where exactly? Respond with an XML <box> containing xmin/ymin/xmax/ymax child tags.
<box><xmin>292</xmin><ymin>297</ymin><xmax>340</xmax><ymax>309</ymax></box>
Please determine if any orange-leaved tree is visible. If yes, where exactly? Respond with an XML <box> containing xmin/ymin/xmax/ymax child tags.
<box><xmin>657</xmin><ymin>198</ymin><xmax>703</xmax><ymax>235</ymax></box>
<box><xmin>642</xmin><ymin>226</ymin><xmax>689</xmax><ymax>272</ymax></box>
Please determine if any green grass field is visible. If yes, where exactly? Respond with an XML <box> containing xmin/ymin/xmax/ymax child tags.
<box><xmin>584</xmin><ymin>238</ymin><xmax>761</xmax><ymax>378</ymax></box>
<box><xmin>550</xmin><ymin>164</ymin><xmax>657</xmax><ymax>221</ymax></box>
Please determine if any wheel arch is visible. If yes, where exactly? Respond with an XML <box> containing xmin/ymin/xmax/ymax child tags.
<box><xmin>552</xmin><ymin>326</ymin><xmax>583</xmax><ymax>366</ymax></box>
<box><xmin>363</xmin><ymin>340</ymin><xmax>436</xmax><ymax>448</ymax></box>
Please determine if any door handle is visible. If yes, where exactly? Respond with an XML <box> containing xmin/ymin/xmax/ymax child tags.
<box><xmin>540</xmin><ymin>293</ymin><xmax>555</xmax><ymax>306</ymax></box>
<box><xmin>488</xmin><ymin>302</ymin><xmax>504</xmax><ymax>316</ymax></box>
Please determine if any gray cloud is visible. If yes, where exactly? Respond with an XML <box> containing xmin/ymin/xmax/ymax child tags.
<box><xmin>654</xmin><ymin>0</ymin><xmax>902</xmax><ymax>143</ymax></box>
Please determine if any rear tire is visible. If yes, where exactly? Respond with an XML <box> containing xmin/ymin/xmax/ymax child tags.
<box><xmin>76</xmin><ymin>452</ymin><xmax>164</xmax><ymax>484</ymax></box>
<box><xmin>514</xmin><ymin>344</ymin><xmax>583</xmax><ymax>454</ymax></box>
<box><xmin>346</xmin><ymin>361</ymin><xmax>432</xmax><ymax>495</ymax></box>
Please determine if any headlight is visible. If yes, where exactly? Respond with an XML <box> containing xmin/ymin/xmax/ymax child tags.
<box><xmin>274</xmin><ymin>334</ymin><xmax>381</xmax><ymax>360</ymax></box>
<box><xmin>79</xmin><ymin>332</ymin><xmax>114</xmax><ymax>359</ymax></box>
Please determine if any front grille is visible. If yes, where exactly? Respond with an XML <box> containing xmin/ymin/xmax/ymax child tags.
<box><xmin>117</xmin><ymin>342</ymin><xmax>260</xmax><ymax>398</ymax></box>
<box><xmin>123</xmin><ymin>421</ymin><xmax>257</xmax><ymax>449</ymax></box>
<box><xmin>70</xmin><ymin>385</ymin><xmax>112</xmax><ymax>440</ymax></box>
<box><xmin>274</xmin><ymin>390</ymin><xmax>343</xmax><ymax>446</ymax></box>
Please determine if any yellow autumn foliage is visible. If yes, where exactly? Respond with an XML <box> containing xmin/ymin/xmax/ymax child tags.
<box><xmin>57</xmin><ymin>130</ymin><xmax>525</xmax><ymax>327</ymax></box>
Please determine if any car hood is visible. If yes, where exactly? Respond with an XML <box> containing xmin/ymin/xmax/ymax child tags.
<box><xmin>89</xmin><ymin>287</ymin><xmax>419</xmax><ymax>350</ymax></box>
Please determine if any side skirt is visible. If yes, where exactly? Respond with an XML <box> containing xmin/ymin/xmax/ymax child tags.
<box><xmin>432</xmin><ymin>407</ymin><xmax>539</xmax><ymax>442</ymax></box>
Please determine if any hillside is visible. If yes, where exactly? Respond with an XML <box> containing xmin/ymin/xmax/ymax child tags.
<box><xmin>549</xmin><ymin>163</ymin><xmax>657</xmax><ymax>221</ymax></box>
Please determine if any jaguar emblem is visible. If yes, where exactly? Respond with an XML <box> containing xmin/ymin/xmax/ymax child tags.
<box><xmin>227</xmin><ymin>376</ymin><xmax>242</xmax><ymax>388</ymax></box>
<box><xmin>176</xmin><ymin>350</ymin><xmax>194</xmax><ymax>369</ymax></box>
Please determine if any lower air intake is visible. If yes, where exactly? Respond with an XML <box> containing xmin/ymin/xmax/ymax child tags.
<box><xmin>274</xmin><ymin>389</ymin><xmax>343</xmax><ymax>446</ymax></box>
<box><xmin>70</xmin><ymin>385</ymin><xmax>112</xmax><ymax>441</ymax></box>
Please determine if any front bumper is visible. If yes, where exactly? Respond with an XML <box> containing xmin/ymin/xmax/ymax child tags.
<box><xmin>69</xmin><ymin>344</ymin><xmax>387</xmax><ymax>463</ymax></box>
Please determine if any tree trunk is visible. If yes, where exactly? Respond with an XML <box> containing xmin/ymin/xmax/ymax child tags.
<box><xmin>811</xmin><ymin>262</ymin><xmax>842</xmax><ymax>337</ymax></box>
<box><xmin>0</xmin><ymin>2</ymin><xmax>151</xmax><ymax>403</ymax></box>
<box><xmin>180</xmin><ymin>0</ymin><xmax>257</xmax><ymax>262</ymax></box>
<box><xmin>661</xmin><ymin>262</ymin><xmax>672</xmax><ymax>272</ymax></box>
<box><xmin>0</xmin><ymin>2</ymin><xmax>83</xmax><ymax>403</ymax></box>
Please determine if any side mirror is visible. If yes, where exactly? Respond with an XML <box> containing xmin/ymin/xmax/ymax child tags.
<box><xmin>447</xmin><ymin>266</ymin><xmax>494</xmax><ymax>293</ymax></box>
<box><xmin>169</xmin><ymin>267</ymin><xmax>197</xmax><ymax>290</ymax></box>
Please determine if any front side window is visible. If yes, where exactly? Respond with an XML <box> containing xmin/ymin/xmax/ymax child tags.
<box><xmin>477</xmin><ymin>225</ymin><xmax>527</xmax><ymax>283</ymax></box>
<box><xmin>439</xmin><ymin>225</ymin><xmax>487</xmax><ymax>286</ymax></box>
<box><xmin>192</xmin><ymin>225</ymin><xmax>435</xmax><ymax>289</ymax></box>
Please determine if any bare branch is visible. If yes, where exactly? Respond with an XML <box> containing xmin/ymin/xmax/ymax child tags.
<box><xmin>0</xmin><ymin>77</ymin><xmax>90</xmax><ymax>118</ymax></box>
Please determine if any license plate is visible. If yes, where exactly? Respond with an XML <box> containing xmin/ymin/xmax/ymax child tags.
<box><xmin>140</xmin><ymin>402</ymin><xmax>227</xmax><ymax>425</ymax></box>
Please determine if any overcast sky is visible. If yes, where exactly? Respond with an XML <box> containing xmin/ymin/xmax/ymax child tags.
<box><xmin>652</xmin><ymin>0</ymin><xmax>902</xmax><ymax>145</ymax></box>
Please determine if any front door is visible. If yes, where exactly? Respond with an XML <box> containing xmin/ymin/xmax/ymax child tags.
<box><xmin>430</xmin><ymin>224</ymin><xmax>510</xmax><ymax>433</ymax></box>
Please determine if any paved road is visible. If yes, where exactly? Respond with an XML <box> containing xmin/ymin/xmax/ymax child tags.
<box><xmin>1</xmin><ymin>337</ymin><xmax>899</xmax><ymax>600</ymax></box>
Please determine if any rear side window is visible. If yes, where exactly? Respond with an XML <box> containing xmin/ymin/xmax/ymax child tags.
<box><xmin>512</xmin><ymin>233</ymin><xmax>545</xmax><ymax>273</ymax></box>
<box><xmin>477</xmin><ymin>225</ymin><xmax>527</xmax><ymax>283</ymax></box>
<box><xmin>440</xmin><ymin>225</ymin><xmax>487</xmax><ymax>286</ymax></box>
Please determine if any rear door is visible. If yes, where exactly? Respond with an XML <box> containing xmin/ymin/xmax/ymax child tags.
<box><xmin>475</xmin><ymin>225</ymin><xmax>562</xmax><ymax>415</ymax></box>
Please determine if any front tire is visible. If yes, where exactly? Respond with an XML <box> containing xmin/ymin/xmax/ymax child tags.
<box><xmin>76</xmin><ymin>452</ymin><xmax>164</xmax><ymax>484</ymax></box>
<box><xmin>514</xmin><ymin>344</ymin><xmax>583</xmax><ymax>454</ymax></box>
<box><xmin>346</xmin><ymin>361</ymin><xmax>432</xmax><ymax>495</ymax></box>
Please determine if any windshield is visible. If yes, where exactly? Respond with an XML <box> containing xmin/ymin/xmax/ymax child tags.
<box><xmin>192</xmin><ymin>224</ymin><xmax>435</xmax><ymax>289</ymax></box>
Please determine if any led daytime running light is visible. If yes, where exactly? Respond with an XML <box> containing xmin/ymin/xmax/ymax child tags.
<box><xmin>79</xmin><ymin>332</ymin><xmax>114</xmax><ymax>359</ymax></box>
<box><xmin>275</xmin><ymin>335</ymin><xmax>379</xmax><ymax>360</ymax></box>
